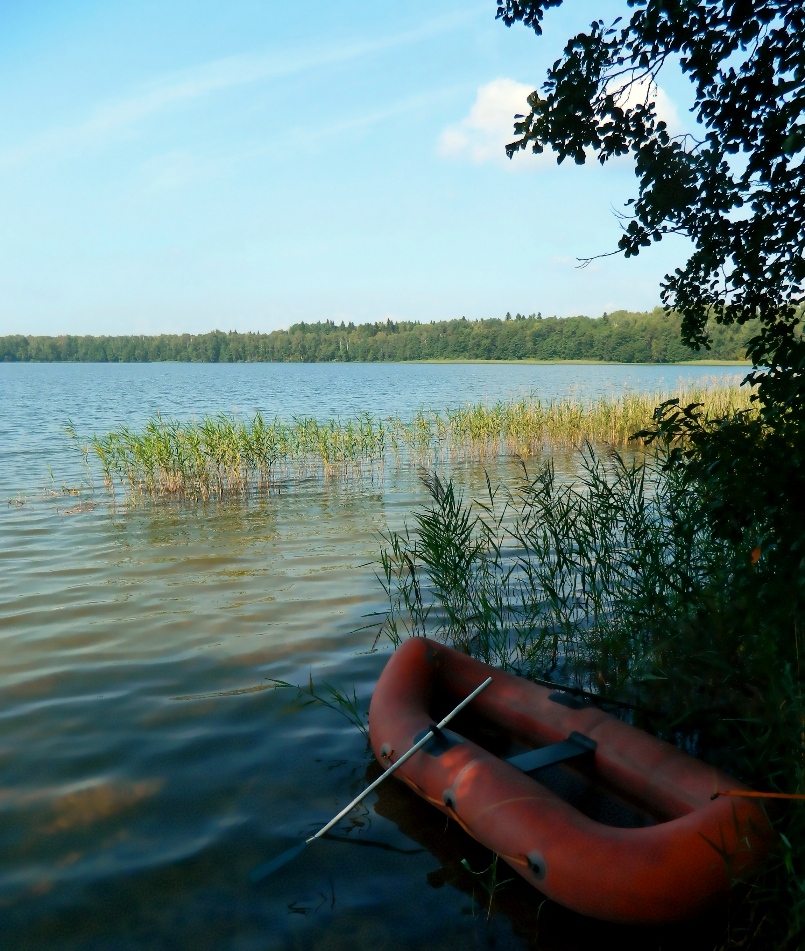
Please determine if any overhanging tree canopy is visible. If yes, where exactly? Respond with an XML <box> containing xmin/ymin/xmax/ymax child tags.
<box><xmin>496</xmin><ymin>0</ymin><xmax>805</xmax><ymax>606</ymax></box>
<box><xmin>497</xmin><ymin>0</ymin><xmax>804</xmax><ymax>367</ymax></box>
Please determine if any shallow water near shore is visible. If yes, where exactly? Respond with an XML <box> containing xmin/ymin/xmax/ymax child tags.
<box><xmin>1</xmin><ymin>362</ymin><xmax>745</xmax><ymax>950</ymax></box>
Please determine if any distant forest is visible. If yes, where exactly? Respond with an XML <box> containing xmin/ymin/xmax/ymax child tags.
<box><xmin>1</xmin><ymin>309</ymin><xmax>754</xmax><ymax>364</ymax></box>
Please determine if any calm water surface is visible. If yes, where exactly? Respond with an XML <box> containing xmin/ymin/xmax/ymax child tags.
<box><xmin>1</xmin><ymin>363</ymin><xmax>745</xmax><ymax>950</ymax></box>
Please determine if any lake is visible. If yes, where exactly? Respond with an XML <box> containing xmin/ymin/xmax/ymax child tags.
<box><xmin>0</xmin><ymin>362</ymin><xmax>746</xmax><ymax>950</ymax></box>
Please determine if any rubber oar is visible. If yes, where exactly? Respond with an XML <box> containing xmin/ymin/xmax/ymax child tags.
<box><xmin>250</xmin><ymin>674</ymin><xmax>493</xmax><ymax>882</ymax></box>
<box><xmin>711</xmin><ymin>789</ymin><xmax>805</xmax><ymax>801</ymax></box>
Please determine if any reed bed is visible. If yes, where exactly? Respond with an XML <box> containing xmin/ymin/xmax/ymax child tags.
<box><xmin>84</xmin><ymin>380</ymin><xmax>752</xmax><ymax>502</ymax></box>
<box><xmin>88</xmin><ymin>411</ymin><xmax>387</xmax><ymax>502</ymax></box>
<box><xmin>377</xmin><ymin>445</ymin><xmax>803</xmax><ymax>948</ymax></box>
<box><xmin>393</xmin><ymin>380</ymin><xmax>752</xmax><ymax>460</ymax></box>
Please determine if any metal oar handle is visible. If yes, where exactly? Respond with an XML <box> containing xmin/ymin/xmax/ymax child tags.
<box><xmin>308</xmin><ymin>675</ymin><xmax>493</xmax><ymax>843</ymax></box>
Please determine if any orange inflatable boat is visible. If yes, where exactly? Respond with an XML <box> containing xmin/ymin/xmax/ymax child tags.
<box><xmin>368</xmin><ymin>637</ymin><xmax>772</xmax><ymax>924</ymax></box>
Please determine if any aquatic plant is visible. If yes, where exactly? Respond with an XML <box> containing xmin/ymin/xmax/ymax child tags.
<box><xmin>84</xmin><ymin>409</ymin><xmax>387</xmax><ymax>502</ymax></box>
<box><xmin>378</xmin><ymin>447</ymin><xmax>727</xmax><ymax>682</ymax></box>
<box><xmin>268</xmin><ymin>674</ymin><xmax>369</xmax><ymax>744</ymax></box>
<box><xmin>460</xmin><ymin>854</ymin><xmax>515</xmax><ymax>922</ymax></box>
<box><xmin>377</xmin><ymin>448</ymin><xmax>805</xmax><ymax>949</ymax></box>
<box><xmin>82</xmin><ymin>380</ymin><xmax>752</xmax><ymax>503</ymax></box>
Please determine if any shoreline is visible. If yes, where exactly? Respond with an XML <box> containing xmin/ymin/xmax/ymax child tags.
<box><xmin>405</xmin><ymin>358</ymin><xmax>751</xmax><ymax>366</ymax></box>
<box><xmin>0</xmin><ymin>358</ymin><xmax>752</xmax><ymax>367</ymax></box>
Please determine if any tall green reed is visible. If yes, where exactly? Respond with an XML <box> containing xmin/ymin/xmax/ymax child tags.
<box><xmin>377</xmin><ymin>448</ymin><xmax>804</xmax><ymax>949</ymax></box>
<box><xmin>83</xmin><ymin>381</ymin><xmax>752</xmax><ymax>504</ymax></box>
<box><xmin>377</xmin><ymin>447</ymin><xmax>730</xmax><ymax>688</ymax></box>
<box><xmin>87</xmin><ymin>410</ymin><xmax>388</xmax><ymax>502</ymax></box>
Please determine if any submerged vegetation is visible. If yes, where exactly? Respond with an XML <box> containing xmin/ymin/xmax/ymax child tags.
<box><xmin>1</xmin><ymin>308</ymin><xmax>754</xmax><ymax>364</ymax></box>
<box><xmin>79</xmin><ymin>381</ymin><xmax>751</xmax><ymax>502</ymax></box>
<box><xmin>377</xmin><ymin>447</ymin><xmax>804</xmax><ymax>948</ymax></box>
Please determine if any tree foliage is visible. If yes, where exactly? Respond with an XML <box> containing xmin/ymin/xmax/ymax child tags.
<box><xmin>0</xmin><ymin>310</ymin><xmax>752</xmax><ymax>364</ymax></box>
<box><xmin>497</xmin><ymin>0</ymin><xmax>805</xmax><ymax>597</ymax></box>
<box><xmin>497</xmin><ymin>0</ymin><xmax>804</xmax><ymax>363</ymax></box>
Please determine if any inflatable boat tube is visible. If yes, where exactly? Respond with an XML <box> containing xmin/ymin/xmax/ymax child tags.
<box><xmin>368</xmin><ymin>637</ymin><xmax>772</xmax><ymax>925</ymax></box>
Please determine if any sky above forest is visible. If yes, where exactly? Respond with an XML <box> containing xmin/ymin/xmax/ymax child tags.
<box><xmin>0</xmin><ymin>1</ymin><xmax>697</xmax><ymax>336</ymax></box>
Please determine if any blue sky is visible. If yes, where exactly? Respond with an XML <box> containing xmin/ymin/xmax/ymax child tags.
<box><xmin>0</xmin><ymin>1</ymin><xmax>695</xmax><ymax>335</ymax></box>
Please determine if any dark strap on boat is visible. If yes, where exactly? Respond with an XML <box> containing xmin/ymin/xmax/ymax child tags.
<box><xmin>505</xmin><ymin>731</ymin><xmax>597</xmax><ymax>774</ymax></box>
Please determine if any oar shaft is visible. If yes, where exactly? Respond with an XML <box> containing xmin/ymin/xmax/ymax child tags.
<box><xmin>307</xmin><ymin>675</ymin><xmax>493</xmax><ymax>843</ymax></box>
<box><xmin>712</xmin><ymin>789</ymin><xmax>805</xmax><ymax>801</ymax></box>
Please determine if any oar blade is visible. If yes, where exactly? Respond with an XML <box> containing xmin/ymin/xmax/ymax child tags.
<box><xmin>249</xmin><ymin>840</ymin><xmax>308</xmax><ymax>883</ymax></box>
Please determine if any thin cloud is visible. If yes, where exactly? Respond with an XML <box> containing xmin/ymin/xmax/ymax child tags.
<box><xmin>142</xmin><ymin>86</ymin><xmax>462</xmax><ymax>191</ymax></box>
<box><xmin>141</xmin><ymin>150</ymin><xmax>215</xmax><ymax>191</ymax></box>
<box><xmin>0</xmin><ymin>8</ymin><xmax>485</xmax><ymax>170</ymax></box>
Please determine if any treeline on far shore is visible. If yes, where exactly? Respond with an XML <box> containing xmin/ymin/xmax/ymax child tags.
<box><xmin>1</xmin><ymin>308</ymin><xmax>754</xmax><ymax>364</ymax></box>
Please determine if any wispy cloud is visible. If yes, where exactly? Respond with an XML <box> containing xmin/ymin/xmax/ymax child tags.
<box><xmin>140</xmin><ymin>150</ymin><xmax>216</xmax><ymax>191</ymax></box>
<box><xmin>0</xmin><ymin>8</ymin><xmax>484</xmax><ymax>169</ymax></box>
<box><xmin>141</xmin><ymin>86</ymin><xmax>462</xmax><ymax>191</ymax></box>
<box><xmin>251</xmin><ymin>86</ymin><xmax>464</xmax><ymax>157</ymax></box>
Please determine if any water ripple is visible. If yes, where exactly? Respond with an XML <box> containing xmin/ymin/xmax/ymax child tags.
<box><xmin>0</xmin><ymin>365</ymin><xmax>739</xmax><ymax>950</ymax></box>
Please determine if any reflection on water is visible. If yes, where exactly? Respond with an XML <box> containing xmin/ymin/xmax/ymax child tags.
<box><xmin>0</xmin><ymin>364</ymin><xmax>745</xmax><ymax>949</ymax></box>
